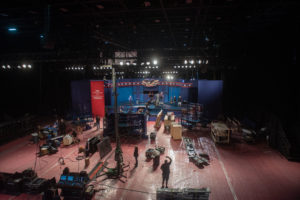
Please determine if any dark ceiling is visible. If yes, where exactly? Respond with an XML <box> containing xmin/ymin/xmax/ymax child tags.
<box><xmin>0</xmin><ymin>0</ymin><xmax>299</xmax><ymax>77</ymax></box>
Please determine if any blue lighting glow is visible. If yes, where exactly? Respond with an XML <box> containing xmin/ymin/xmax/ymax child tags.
<box><xmin>8</xmin><ymin>27</ymin><xmax>17</xmax><ymax>31</ymax></box>
<box><xmin>40</xmin><ymin>34</ymin><xmax>44</xmax><ymax>38</ymax></box>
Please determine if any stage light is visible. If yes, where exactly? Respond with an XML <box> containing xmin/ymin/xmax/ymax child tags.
<box><xmin>72</xmin><ymin>67</ymin><xmax>74</xmax><ymax>70</ymax></box>
<box><xmin>206</xmin><ymin>60</ymin><xmax>209</xmax><ymax>64</ymax></box>
<box><xmin>185</xmin><ymin>65</ymin><xmax>187</xmax><ymax>68</ymax></box>
<box><xmin>184</xmin><ymin>60</ymin><xmax>187</xmax><ymax>64</ymax></box>
<box><xmin>28</xmin><ymin>64</ymin><xmax>32</xmax><ymax>68</ymax></box>
<box><xmin>156</xmin><ymin>66</ymin><xmax>158</xmax><ymax>68</ymax></box>
<box><xmin>17</xmin><ymin>65</ymin><xmax>21</xmax><ymax>69</ymax></box>
<box><xmin>7</xmin><ymin>65</ymin><xmax>11</xmax><ymax>69</ymax></box>
<box><xmin>2</xmin><ymin>65</ymin><xmax>5</xmax><ymax>69</ymax></box>
<box><xmin>193</xmin><ymin>65</ymin><xmax>196</xmax><ymax>68</ymax></box>
<box><xmin>93</xmin><ymin>67</ymin><xmax>96</xmax><ymax>70</ymax></box>
<box><xmin>120</xmin><ymin>61</ymin><xmax>124</xmax><ymax>66</ymax></box>
<box><xmin>141</xmin><ymin>62</ymin><xmax>144</xmax><ymax>66</ymax></box>
<box><xmin>198</xmin><ymin>60</ymin><xmax>202</xmax><ymax>64</ymax></box>
<box><xmin>22</xmin><ymin>64</ymin><xmax>26</xmax><ymax>68</ymax></box>
<box><xmin>126</xmin><ymin>62</ymin><xmax>130</xmax><ymax>66</ymax></box>
<box><xmin>133</xmin><ymin>63</ymin><xmax>137</xmax><ymax>66</ymax></box>
<box><xmin>182</xmin><ymin>66</ymin><xmax>184</xmax><ymax>68</ymax></box>
<box><xmin>146</xmin><ymin>62</ymin><xmax>150</xmax><ymax>65</ymax></box>
<box><xmin>153</xmin><ymin>59</ymin><xmax>158</xmax><ymax>65</ymax></box>
<box><xmin>40</xmin><ymin>34</ymin><xmax>44</xmax><ymax>38</ymax></box>
<box><xmin>8</xmin><ymin>27</ymin><xmax>17</xmax><ymax>32</ymax></box>
<box><xmin>174</xmin><ymin>66</ymin><xmax>176</xmax><ymax>68</ymax></box>
<box><xmin>190</xmin><ymin>60</ymin><xmax>194</xmax><ymax>64</ymax></box>
<box><xmin>189</xmin><ymin>65</ymin><xmax>192</xmax><ymax>68</ymax></box>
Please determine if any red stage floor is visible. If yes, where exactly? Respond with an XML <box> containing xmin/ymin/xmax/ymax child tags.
<box><xmin>0</xmin><ymin>122</ymin><xmax>300</xmax><ymax>200</ymax></box>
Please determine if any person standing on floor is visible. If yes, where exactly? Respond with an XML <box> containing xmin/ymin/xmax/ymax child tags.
<box><xmin>160</xmin><ymin>156</ymin><xmax>172</xmax><ymax>188</ymax></box>
<box><xmin>96</xmin><ymin>115</ymin><xmax>100</xmax><ymax>130</ymax></box>
<box><xmin>134</xmin><ymin>146</ymin><xmax>139</xmax><ymax>167</ymax></box>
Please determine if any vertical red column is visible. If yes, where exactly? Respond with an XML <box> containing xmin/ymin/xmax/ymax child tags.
<box><xmin>90</xmin><ymin>81</ymin><xmax>105</xmax><ymax>117</ymax></box>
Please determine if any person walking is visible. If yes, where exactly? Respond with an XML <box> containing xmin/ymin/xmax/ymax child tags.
<box><xmin>134</xmin><ymin>146</ymin><xmax>139</xmax><ymax>167</ymax></box>
<box><xmin>160</xmin><ymin>156</ymin><xmax>172</xmax><ymax>188</ymax></box>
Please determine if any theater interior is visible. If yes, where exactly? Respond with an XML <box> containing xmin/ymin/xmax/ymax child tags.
<box><xmin>0</xmin><ymin>0</ymin><xmax>299</xmax><ymax>200</ymax></box>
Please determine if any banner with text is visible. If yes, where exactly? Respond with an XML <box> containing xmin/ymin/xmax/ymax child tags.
<box><xmin>90</xmin><ymin>81</ymin><xmax>105</xmax><ymax>117</ymax></box>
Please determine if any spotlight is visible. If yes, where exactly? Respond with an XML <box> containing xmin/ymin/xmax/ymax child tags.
<box><xmin>185</xmin><ymin>65</ymin><xmax>187</xmax><ymax>68</ymax></box>
<box><xmin>141</xmin><ymin>62</ymin><xmax>144</xmax><ymax>66</ymax></box>
<box><xmin>189</xmin><ymin>65</ymin><xmax>192</xmax><ymax>68</ymax></box>
<box><xmin>7</xmin><ymin>65</ymin><xmax>11</xmax><ymax>69</ymax></box>
<box><xmin>93</xmin><ymin>66</ymin><xmax>96</xmax><ymax>70</ymax></box>
<box><xmin>18</xmin><ymin>65</ymin><xmax>21</xmax><ymax>69</ymax></box>
<box><xmin>146</xmin><ymin>62</ymin><xmax>150</xmax><ymax>65</ymax></box>
<box><xmin>153</xmin><ymin>59</ymin><xmax>158</xmax><ymax>65</ymax></box>
<box><xmin>184</xmin><ymin>60</ymin><xmax>187</xmax><ymax>64</ymax></box>
<box><xmin>126</xmin><ymin>62</ymin><xmax>130</xmax><ymax>66</ymax></box>
<box><xmin>145</xmin><ymin>66</ymin><xmax>148</xmax><ymax>69</ymax></box>
<box><xmin>156</xmin><ymin>66</ymin><xmax>158</xmax><ymax>68</ymax></box>
<box><xmin>174</xmin><ymin>66</ymin><xmax>176</xmax><ymax>68</ymax></box>
<box><xmin>206</xmin><ymin>60</ymin><xmax>209</xmax><ymax>64</ymax></box>
<box><xmin>72</xmin><ymin>67</ymin><xmax>74</xmax><ymax>70</ymax></box>
<box><xmin>120</xmin><ymin>61</ymin><xmax>124</xmax><ymax>66</ymax></box>
<box><xmin>22</xmin><ymin>64</ymin><xmax>26</xmax><ymax>68</ymax></box>
<box><xmin>193</xmin><ymin>65</ymin><xmax>196</xmax><ymax>68</ymax></box>
<box><xmin>198</xmin><ymin>60</ymin><xmax>202</xmax><ymax>64</ymax></box>
<box><xmin>28</xmin><ymin>64</ymin><xmax>32</xmax><ymax>69</ymax></box>
<box><xmin>190</xmin><ymin>60</ymin><xmax>194</xmax><ymax>64</ymax></box>
<box><xmin>2</xmin><ymin>65</ymin><xmax>5</xmax><ymax>69</ymax></box>
<box><xmin>133</xmin><ymin>63</ymin><xmax>137</xmax><ymax>66</ymax></box>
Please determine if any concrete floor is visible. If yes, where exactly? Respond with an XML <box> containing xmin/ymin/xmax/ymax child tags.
<box><xmin>0</xmin><ymin>121</ymin><xmax>300</xmax><ymax>200</ymax></box>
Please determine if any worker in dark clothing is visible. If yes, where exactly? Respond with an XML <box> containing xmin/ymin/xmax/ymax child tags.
<box><xmin>134</xmin><ymin>146</ymin><xmax>139</xmax><ymax>168</ymax></box>
<box><xmin>96</xmin><ymin>115</ymin><xmax>100</xmax><ymax>130</ymax></box>
<box><xmin>160</xmin><ymin>156</ymin><xmax>172</xmax><ymax>188</ymax></box>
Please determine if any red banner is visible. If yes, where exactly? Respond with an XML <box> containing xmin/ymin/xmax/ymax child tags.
<box><xmin>90</xmin><ymin>81</ymin><xmax>105</xmax><ymax>117</ymax></box>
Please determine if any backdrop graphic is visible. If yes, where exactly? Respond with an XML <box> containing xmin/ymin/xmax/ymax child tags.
<box><xmin>90</xmin><ymin>81</ymin><xmax>105</xmax><ymax>117</ymax></box>
<box><xmin>71</xmin><ymin>79</ymin><xmax>222</xmax><ymax>118</ymax></box>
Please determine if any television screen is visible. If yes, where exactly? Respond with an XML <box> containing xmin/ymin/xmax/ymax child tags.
<box><xmin>60</xmin><ymin>175</ymin><xmax>66</xmax><ymax>181</ymax></box>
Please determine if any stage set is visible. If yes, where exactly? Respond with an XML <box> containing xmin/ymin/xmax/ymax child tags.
<box><xmin>0</xmin><ymin>78</ymin><xmax>300</xmax><ymax>200</ymax></box>
<box><xmin>71</xmin><ymin>78</ymin><xmax>223</xmax><ymax>117</ymax></box>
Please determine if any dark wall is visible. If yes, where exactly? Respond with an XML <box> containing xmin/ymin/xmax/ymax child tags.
<box><xmin>221</xmin><ymin>13</ymin><xmax>299</xmax><ymax>141</ymax></box>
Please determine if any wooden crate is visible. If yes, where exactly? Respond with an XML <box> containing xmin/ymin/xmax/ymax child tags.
<box><xmin>171</xmin><ymin>124</ymin><xmax>182</xmax><ymax>140</ymax></box>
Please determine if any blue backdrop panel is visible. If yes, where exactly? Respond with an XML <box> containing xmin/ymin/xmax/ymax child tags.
<box><xmin>117</xmin><ymin>87</ymin><xmax>133</xmax><ymax>104</ymax></box>
<box><xmin>71</xmin><ymin>80</ymin><xmax>91</xmax><ymax>115</ymax></box>
<box><xmin>198</xmin><ymin>80</ymin><xmax>223</xmax><ymax>118</ymax></box>
<box><xmin>168</xmin><ymin>87</ymin><xmax>181</xmax><ymax>102</ymax></box>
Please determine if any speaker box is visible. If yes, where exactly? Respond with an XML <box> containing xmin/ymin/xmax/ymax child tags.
<box><xmin>97</xmin><ymin>137</ymin><xmax>112</xmax><ymax>159</ymax></box>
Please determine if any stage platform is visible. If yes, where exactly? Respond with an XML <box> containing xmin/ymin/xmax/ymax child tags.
<box><xmin>0</xmin><ymin>121</ymin><xmax>300</xmax><ymax>200</ymax></box>
<box><xmin>106</xmin><ymin>102</ymin><xmax>183</xmax><ymax>120</ymax></box>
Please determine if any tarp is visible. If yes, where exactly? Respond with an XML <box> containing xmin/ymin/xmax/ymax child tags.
<box><xmin>198</xmin><ymin>80</ymin><xmax>223</xmax><ymax>118</ymax></box>
<box><xmin>71</xmin><ymin>80</ymin><xmax>91</xmax><ymax>115</ymax></box>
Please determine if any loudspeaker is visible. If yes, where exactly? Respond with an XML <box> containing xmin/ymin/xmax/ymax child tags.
<box><xmin>97</xmin><ymin>137</ymin><xmax>112</xmax><ymax>159</ymax></box>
